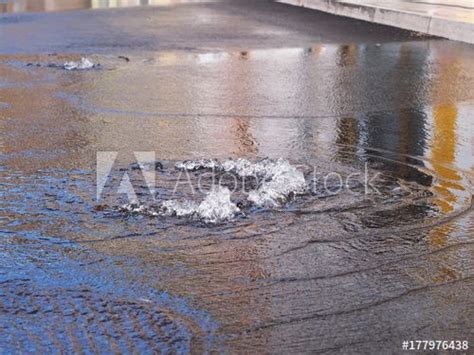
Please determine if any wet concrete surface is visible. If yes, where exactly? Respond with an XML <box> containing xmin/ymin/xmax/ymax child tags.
<box><xmin>1</xmin><ymin>0</ymin><xmax>474</xmax><ymax>353</ymax></box>
<box><xmin>0</xmin><ymin>0</ymin><xmax>431</xmax><ymax>55</ymax></box>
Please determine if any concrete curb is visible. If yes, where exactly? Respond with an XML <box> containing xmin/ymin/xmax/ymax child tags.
<box><xmin>278</xmin><ymin>0</ymin><xmax>474</xmax><ymax>44</ymax></box>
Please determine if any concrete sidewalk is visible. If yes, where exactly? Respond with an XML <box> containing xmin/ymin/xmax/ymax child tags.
<box><xmin>277</xmin><ymin>0</ymin><xmax>474</xmax><ymax>44</ymax></box>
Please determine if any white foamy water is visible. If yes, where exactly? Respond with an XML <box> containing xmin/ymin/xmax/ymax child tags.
<box><xmin>221</xmin><ymin>158</ymin><xmax>277</xmax><ymax>177</ymax></box>
<box><xmin>176</xmin><ymin>158</ymin><xmax>308</xmax><ymax>207</ymax></box>
<box><xmin>222</xmin><ymin>158</ymin><xmax>307</xmax><ymax>207</ymax></box>
<box><xmin>63</xmin><ymin>58</ymin><xmax>96</xmax><ymax>71</ymax></box>
<box><xmin>120</xmin><ymin>159</ymin><xmax>306</xmax><ymax>223</ymax></box>
<box><xmin>121</xmin><ymin>186</ymin><xmax>239</xmax><ymax>223</ymax></box>
<box><xmin>175</xmin><ymin>159</ymin><xmax>219</xmax><ymax>171</ymax></box>
<box><xmin>162</xmin><ymin>186</ymin><xmax>239</xmax><ymax>223</ymax></box>
<box><xmin>246</xmin><ymin>161</ymin><xmax>307</xmax><ymax>207</ymax></box>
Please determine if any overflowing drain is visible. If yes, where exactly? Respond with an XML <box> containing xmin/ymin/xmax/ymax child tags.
<box><xmin>119</xmin><ymin>158</ymin><xmax>308</xmax><ymax>223</ymax></box>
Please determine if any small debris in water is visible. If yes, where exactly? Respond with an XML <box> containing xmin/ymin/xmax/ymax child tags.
<box><xmin>129</xmin><ymin>162</ymin><xmax>143</xmax><ymax>171</ymax></box>
<box><xmin>123</xmin><ymin>161</ymin><xmax>163</xmax><ymax>171</ymax></box>
<box><xmin>118</xmin><ymin>55</ymin><xmax>130</xmax><ymax>62</ymax></box>
<box><xmin>93</xmin><ymin>204</ymin><xmax>109</xmax><ymax>212</ymax></box>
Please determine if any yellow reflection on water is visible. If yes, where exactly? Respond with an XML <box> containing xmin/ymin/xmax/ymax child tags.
<box><xmin>427</xmin><ymin>101</ymin><xmax>459</xmax><ymax>249</ymax></box>
<box><xmin>431</xmin><ymin>104</ymin><xmax>463</xmax><ymax>214</ymax></box>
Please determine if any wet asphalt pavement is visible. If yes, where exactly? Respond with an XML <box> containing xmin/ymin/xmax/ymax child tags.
<box><xmin>1</xmin><ymin>0</ymin><xmax>474</xmax><ymax>353</ymax></box>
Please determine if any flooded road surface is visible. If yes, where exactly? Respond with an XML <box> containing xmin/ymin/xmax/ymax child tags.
<box><xmin>1</xmin><ymin>0</ymin><xmax>474</xmax><ymax>353</ymax></box>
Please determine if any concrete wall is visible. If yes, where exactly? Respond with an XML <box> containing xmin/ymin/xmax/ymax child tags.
<box><xmin>278</xmin><ymin>0</ymin><xmax>474</xmax><ymax>44</ymax></box>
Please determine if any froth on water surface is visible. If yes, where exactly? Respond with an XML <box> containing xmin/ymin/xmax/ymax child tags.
<box><xmin>93</xmin><ymin>155</ymin><xmax>472</xmax><ymax>235</ymax></box>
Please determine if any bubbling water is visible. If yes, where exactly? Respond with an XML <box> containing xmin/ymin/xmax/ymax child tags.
<box><xmin>177</xmin><ymin>158</ymin><xmax>308</xmax><ymax>208</ymax></box>
<box><xmin>162</xmin><ymin>186</ymin><xmax>240</xmax><ymax>223</ymax></box>
<box><xmin>121</xmin><ymin>186</ymin><xmax>240</xmax><ymax>223</ymax></box>
<box><xmin>115</xmin><ymin>156</ymin><xmax>472</xmax><ymax>229</ymax></box>
<box><xmin>120</xmin><ymin>159</ymin><xmax>309</xmax><ymax>223</ymax></box>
